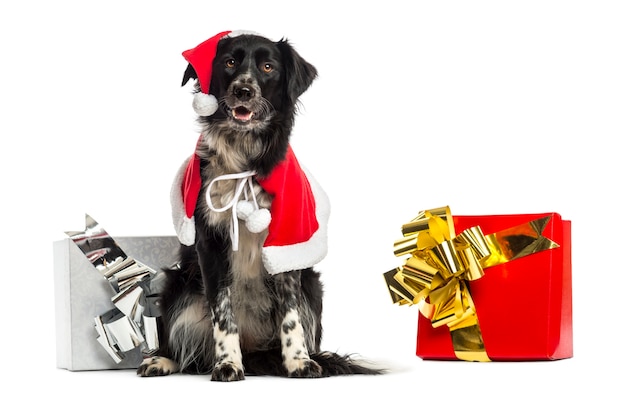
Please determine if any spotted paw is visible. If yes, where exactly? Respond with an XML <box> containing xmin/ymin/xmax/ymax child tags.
<box><xmin>211</xmin><ymin>362</ymin><xmax>245</xmax><ymax>382</ymax></box>
<box><xmin>287</xmin><ymin>358</ymin><xmax>323</xmax><ymax>378</ymax></box>
<box><xmin>136</xmin><ymin>356</ymin><xmax>180</xmax><ymax>377</ymax></box>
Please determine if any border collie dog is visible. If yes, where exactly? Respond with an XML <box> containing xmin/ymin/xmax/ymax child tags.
<box><xmin>136</xmin><ymin>32</ymin><xmax>382</xmax><ymax>381</ymax></box>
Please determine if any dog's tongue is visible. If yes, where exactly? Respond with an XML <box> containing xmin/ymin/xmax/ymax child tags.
<box><xmin>233</xmin><ymin>106</ymin><xmax>253</xmax><ymax>121</ymax></box>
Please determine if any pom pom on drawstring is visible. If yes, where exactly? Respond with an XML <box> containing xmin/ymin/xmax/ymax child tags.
<box><xmin>236</xmin><ymin>201</ymin><xmax>271</xmax><ymax>233</ymax></box>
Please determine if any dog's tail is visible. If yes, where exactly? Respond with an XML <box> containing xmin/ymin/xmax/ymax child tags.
<box><xmin>309</xmin><ymin>351</ymin><xmax>385</xmax><ymax>376</ymax></box>
<box><xmin>243</xmin><ymin>349</ymin><xmax>385</xmax><ymax>377</ymax></box>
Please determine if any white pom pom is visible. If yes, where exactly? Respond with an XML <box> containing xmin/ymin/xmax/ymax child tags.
<box><xmin>236</xmin><ymin>200</ymin><xmax>255</xmax><ymax>220</ymax></box>
<box><xmin>245</xmin><ymin>208</ymin><xmax>271</xmax><ymax>233</ymax></box>
<box><xmin>178</xmin><ymin>216</ymin><xmax>196</xmax><ymax>246</ymax></box>
<box><xmin>192</xmin><ymin>92</ymin><xmax>218</xmax><ymax>116</ymax></box>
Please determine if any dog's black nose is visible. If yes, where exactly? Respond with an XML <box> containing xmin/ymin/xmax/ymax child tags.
<box><xmin>233</xmin><ymin>85</ymin><xmax>255</xmax><ymax>101</ymax></box>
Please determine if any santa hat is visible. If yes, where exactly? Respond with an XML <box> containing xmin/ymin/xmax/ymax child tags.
<box><xmin>171</xmin><ymin>143</ymin><xmax>330</xmax><ymax>274</ymax></box>
<box><xmin>182</xmin><ymin>30</ymin><xmax>268</xmax><ymax>116</ymax></box>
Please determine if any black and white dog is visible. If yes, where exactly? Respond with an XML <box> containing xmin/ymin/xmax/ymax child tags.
<box><xmin>137</xmin><ymin>32</ymin><xmax>381</xmax><ymax>381</ymax></box>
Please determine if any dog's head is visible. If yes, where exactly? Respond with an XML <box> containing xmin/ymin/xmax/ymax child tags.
<box><xmin>182</xmin><ymin>34</ymin><xmax>318</xmax><ymax>132</ymax></box>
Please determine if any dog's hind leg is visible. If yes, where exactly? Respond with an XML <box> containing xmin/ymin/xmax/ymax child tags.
<box><xmin>137</xmin><ymin>356</ymin><xmax>180</xmax><ymax>377</ymax></box>
<box><xmin>274</xmin><ymin>271</ymin><xmax>323</xmax><ymax>378</ymax></box>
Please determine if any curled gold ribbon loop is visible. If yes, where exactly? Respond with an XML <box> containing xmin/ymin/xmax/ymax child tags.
<box><xmin>384</xmin><ymin>206</ymin><xmax>559</xmax><ymax>362</ymax></box>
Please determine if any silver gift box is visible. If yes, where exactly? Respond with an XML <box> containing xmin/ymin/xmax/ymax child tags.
<box><xmin>53</xmin><ymin>236</ymin><xmax>179</xmax><ymax>371</ymax></box>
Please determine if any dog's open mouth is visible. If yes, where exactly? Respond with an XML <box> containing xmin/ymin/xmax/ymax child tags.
<box><xmin>232</xmin><ymin>106</ymin><xmax>254</xmax><ymax>122</ymax></box>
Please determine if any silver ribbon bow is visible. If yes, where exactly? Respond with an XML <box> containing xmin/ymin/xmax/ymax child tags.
<box><xmin>66</xmin><ymin>214</ymin><xmax>162</xmax><ymax>363</ymax></box>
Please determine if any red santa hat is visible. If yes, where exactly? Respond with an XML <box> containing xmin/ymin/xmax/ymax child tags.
<box><xmin>182</xmin><ymin>30</ymin><xmax>272</xmax><ymax>116</ymax></box>
<box><xmin>181</xmin><ymin>30</ymin><xmax>230</xmax><ymax>116</ymax></box>
<box><xmin>171</xmin><ymin>143</ymin><xmax>330</xmax><ymax>274</ymax></box>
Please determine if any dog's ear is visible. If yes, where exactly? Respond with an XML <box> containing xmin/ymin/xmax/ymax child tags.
<box><xmin>181</xmin><ymin>63</ymin><xmax>198</xmax><ymax>87</ymax></box>
<box><xmin>277</xmin><ymin>40</ymin><xmax>318</xmax><ymax>103</ymax></box>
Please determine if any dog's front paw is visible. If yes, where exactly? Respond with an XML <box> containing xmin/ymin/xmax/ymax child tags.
<box><xmin>286</xmin><ymin>358</ymin><xmax>323</xmax><ymax>378</ymax></box>
<box><xmin>211</xmin><ymin>362</ymin><xmax>245</xmax><ymax>382</ymax></box>
<box><xmin>137</xmin><ymin>356</ymin><xmax>179</xmax><ymax>377</ymax></box>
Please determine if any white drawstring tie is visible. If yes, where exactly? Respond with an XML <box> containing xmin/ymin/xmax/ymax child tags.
<box><xmin>205</xmin><ymin>171</ymin><xmax>271</xmax><ymax>251</ymax></box>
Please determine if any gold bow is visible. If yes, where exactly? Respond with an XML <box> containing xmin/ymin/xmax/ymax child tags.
<box><xmin>384</xmin><ymin>206</ymin><xmax>559</xmax><ymax>361</ymax></box>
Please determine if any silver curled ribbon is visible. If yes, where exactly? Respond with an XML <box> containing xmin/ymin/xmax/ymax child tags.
<box><xmin>66</xmin><ymin>214</ymin><xmax>162</xmax><ymax>363</ymax></box>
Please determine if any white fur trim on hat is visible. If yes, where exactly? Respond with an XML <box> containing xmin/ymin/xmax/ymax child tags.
<box><xmin>227</xmin><ymin>30</ymin><xmax>261</xmax><ymax>38</ymax></box>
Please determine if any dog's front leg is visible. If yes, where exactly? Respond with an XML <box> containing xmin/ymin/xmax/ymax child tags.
<box><xmin>274</xmin><ymin>271</ymin><xmax>323</xmax><ymax>378</ymax></box>
<box><xmin>196</xmin><ymin>233</ymin><xmax>245</xmax><ymax>381</ymax></box>
<box><xmin>210</xmin><ymin>287</ymin><xmax>244</xmax><ymax>381</ymax></box>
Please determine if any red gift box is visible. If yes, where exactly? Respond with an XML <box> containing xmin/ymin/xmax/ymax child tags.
<box><xmin>415</xmin><ymin>212</ymin><xmax>572</xmax><ymax>361</ymax></box>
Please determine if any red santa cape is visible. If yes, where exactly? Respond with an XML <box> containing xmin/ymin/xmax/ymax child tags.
<box><xmin>171</xmin><ymin>142</ymin><xmax>330</xmax><ymax>275</ymax></box>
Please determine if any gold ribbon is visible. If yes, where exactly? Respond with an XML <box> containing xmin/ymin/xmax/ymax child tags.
<box><xmin>384</xmin><ymin>206</ymin><xmax>559</xmax><ymax>362</ymax></box>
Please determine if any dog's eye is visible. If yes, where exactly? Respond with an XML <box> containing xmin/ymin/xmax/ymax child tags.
<box><xmin>226</xmin><ymin>59</ymin><xmax>236</xmax><ymax>68</ymax></box>
<box><xmin>261</xmin><ymin>63</ymin><xmax>273</xmax><ymax>73</ymax></box>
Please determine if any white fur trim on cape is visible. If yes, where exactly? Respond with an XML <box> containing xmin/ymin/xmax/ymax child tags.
<box><xmin>171</xmin><ymin>157</ymin><xmax>196</xmax><ymax>246</ymax></box>
<box><xmin>262</xmin><ymin>168</ymin><xmax>330</xmax><ymax>275</ymax></box>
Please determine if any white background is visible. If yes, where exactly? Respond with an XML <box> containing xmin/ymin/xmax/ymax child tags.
<box><xmin>1</xmin><ymin>1</ymin><xmax>624</xmax><ymax>393</ymax></box>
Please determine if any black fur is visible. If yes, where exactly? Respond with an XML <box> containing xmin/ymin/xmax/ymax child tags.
<box><xmin>137</xmin><ymin>33</ymin><xmax>382</xmax><ymax>381</ymax></box>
